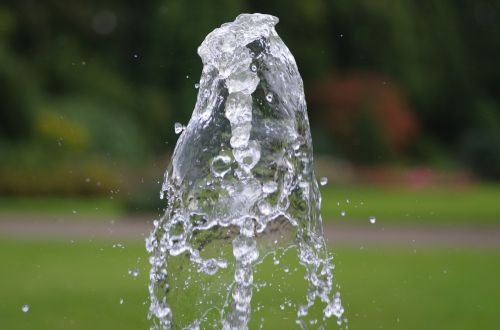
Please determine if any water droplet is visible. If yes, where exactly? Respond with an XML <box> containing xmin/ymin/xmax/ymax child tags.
<box><xmin>174</xmin><ymin>122</ymin><xmax>185</xmax><ymax>134</ymax></box>
<box><xmin>72</xmin><ymin>210</ymin><xmax>77</xmax><ymax>214</ymax></box>
<box><xmin>119</xmin><ymin>298</ymin><xmax>124</xmax><ymax>305</ymax></box>
<box><xmin>194</xmin><ymin>83</ymin><xmax>200</xmax><ymax>89</ymax></box>
<box><xmin>250</xmin><ymin>64</ymin><xmax>257</xmax><ymax>72</ymax></box>
<box><xmin>319</xmin><ymin>177</ymin><xmax>328</xmax><ymax>186</ymax></box>
<box><xmin>369</xmin><ymin>216</ymin><xmax>376</xmax><ymax>224</ymax></box>
<box><xmin>21</xmin><ymin>304</ymin><xmax>29</xmax><ymax>313</ymax></box>
<box><xmin>186</xmin><ymin>75</ymin><xmax>190</xmax><ymax>79</ymax></box>
<box><xmin>128</xmin><ymin>268</ymin><xmax>140</xmax><ymax>278</ymax></box>
<box><xmin>340</xmin><ymin>211</ymin><xmax>346</xmax><ymax>217</ymax></box>
<box><xmin>265</xmin><ymin>93</ymin><xmax>273</xmax><ymax>102</ymax></box>
<box><xmin>85</xmin><ymin>177</ymin><xmax>91</xmax><ymax>183</ymax></box>
<box><xmin>113</xmin><ymin>243</ymin><xmax>125</xmax><ymax>249</ymax></box>
<box><xmin>133</xmin><ymin>53</ymin><xmax>139</xmax><ymax>59</ymax></box>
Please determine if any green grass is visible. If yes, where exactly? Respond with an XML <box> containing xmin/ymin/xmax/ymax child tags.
<box><xmin>320</xmin><ymin>184</ymin><xmax>500</xmax><ymax>225</ymax></box>
<box><xmin>0</xmin><ymin>196</ymin><xmax>123</xmax><ymax>218</ymax></box>
<box><xmin>1</xmin><ymin>238</ymin><xmax>499</xmax><ymax>330</ymax></box>
<box><xmin>1</xmin><ymin>184</ymin><xmax>500</xmax><ymax>226</ymax></box>
<box><xmin>0</xmin><ymin>238</ymin><xmax>149</xmax><ymax>330</ymax></box>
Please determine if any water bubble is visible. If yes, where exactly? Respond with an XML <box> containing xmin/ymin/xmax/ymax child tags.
<box><xmin>186</xmin><ymin>75</ymin><xmax>190</xmax><ymax>79</ymax></box>
<box><xmin>369</xmin><ymin>216</ymin><xmax>376</xmax><ymax>224</ymax></box>
<box><xmin>233</xmin><ymin>141</ymin><xmax>261</xmax><ymax>172</ymax></box>
<box><xmin>265</xmin><ymin>93</ymin><xmax>273</xmax><ymax>102</ymax></box>
<box><xmin>319</xmin><ymin>177</ymin><xmax>328</xmax><ymax>186</ymax></box>
<box><xmin>262</xmin><ymin>181</ymin><xmax>278</xmax><ymax>194</ymax></box>
<box><xmin>21</xmin><ymin>304</ymin><xmax>29</xmax><ymax>313</ymax></box>
<box><xmin>174</xmin><ymin>122</ymin><xmax>185</xmax><ymax>134</ymax></box>
<box><xmin>258</xmin><ymin>200</ymin><xmax>272</xmax><ymax>215</ymax></box>
<box><xmin>72</xmin><ymin>210</ymin><xmax>77</xmax><ymax>214</ymax></box>
<box><xmin>119</xmin><ymin>298</ymin><xmax>124</xmax><ymax>305</ymax></box>
<box><xmin>340</xmin><ymin>211</ymin><xmax>346</xmax><ymax>217</ymax></box>
<box><xmin>250</xmin><ymin>64</ymin><xmax>257</xmax><ymax>72</ymax></box>
<box><xmin>210</xmin><ymin>155</ymin><xmax>232</xmax><ymax>178</ymax></box>
<box><xmin>133</xmin><ymin>53</ymin><xmax>139</xmax><ymax>59</ymax></box>
<box><xmin>292</xmin><ymin>136</ymin><xmax>304</xmax><ymax>150</ymax></box>
<box><xmin>232</xmin><ymin>235</ymin><xmax>259</xmax><ymax>264</ymax></box>
<box><xmin>194</xmin><ymin>83</ymin><xmax>200</xmax><ymax>89</ymax></box>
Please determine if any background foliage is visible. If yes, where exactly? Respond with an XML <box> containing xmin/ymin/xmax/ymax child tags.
<box><xmin>1</xmin><ymin>0</ymin><xmax>499</xmax><ymax>195</ymax></box>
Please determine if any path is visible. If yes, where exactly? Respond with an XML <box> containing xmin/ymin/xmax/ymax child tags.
<box><xmin>1</xmin><ymin>215</ymin><xmax>500</xmax><ymax>247</ymax></box>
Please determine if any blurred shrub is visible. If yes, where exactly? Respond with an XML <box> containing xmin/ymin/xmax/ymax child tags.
<box><xmin>0</xmin><ymin>150</ymin><xmax>123</xmax><ymax>195</ymax></box>
<box><xmin>460</xmin><ymin>100</ymin><xmax>500</xmax><ymax>180</ymax></box>
<box><xmin>35</xmin><ymin>109</ymin><xmax>89</xmax><ymax>150</ymax></box>
<box><xmin>122</xmin><ymin>178</ymin><xmax>165</xmax><ymax>215</ymax></box>
<box><xmin>311</xmin><ymin>73</ymin><xmax>418</xmax><ymax>164</ymax></box>
<box><xmin>35</xmin><ymin>97</ymin><xmax>150</xmax><ymax>163</ymax></box>
<box><xmin>0</xmin><ymin>96</ymin><xmax>153</xmax><ymax>195</ymax></box>
<box><xmin>461</xmin><ymin>130</ymin><xmax>500</xmax><ymax>180</ymax></box>
<box><xmin>1</xmin><ymin>0</ymin><xmax>500</xmax><ymax>193</ymax></box>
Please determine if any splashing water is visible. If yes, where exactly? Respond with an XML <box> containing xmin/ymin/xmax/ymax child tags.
<box><xmin>147</xmin><ymin>13</ymin><xmax>344</xmax><ymax>329</ymax></box>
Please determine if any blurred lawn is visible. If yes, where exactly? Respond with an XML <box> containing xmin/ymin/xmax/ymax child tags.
<box><xmin>321</xmin><ymin>184</ymin><xmax>500</xmax><ymax>225</ymax></box>
<box><xmin>0</xmin><ymin>197</ymin><xmax>123</xmax><ymax>219</ymax></box>
<box><xmin>1</xmin><ymin>238</ymin><xmax>499</xmax><ymax>330</ymax></box>
<box><xmin>0</xmin><ymin>238</ymin><xmax>149</xmax><ymax>330</ymax></box>
<box><xmin>1</xmin><ymin>184</ymin><xmax>499</xmax><ymax>225</ymax></box>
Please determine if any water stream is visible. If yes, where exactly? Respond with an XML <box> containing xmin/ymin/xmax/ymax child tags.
<box><xmin>146</xmin><ymin>13</ymin><xmax>344</xmax><ymax>329</ymax></box>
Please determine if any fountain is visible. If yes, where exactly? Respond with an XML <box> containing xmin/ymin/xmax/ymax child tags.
<box><xmin>146</xmin><ymin>13</ymin><xmax>344</xmax><ymax>329</ymax></box>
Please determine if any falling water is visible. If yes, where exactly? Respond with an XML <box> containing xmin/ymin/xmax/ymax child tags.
<box><xmin>146</xmin><ymin>13</ymin><xmax>344</xmax><ymax>329</ymax></box>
